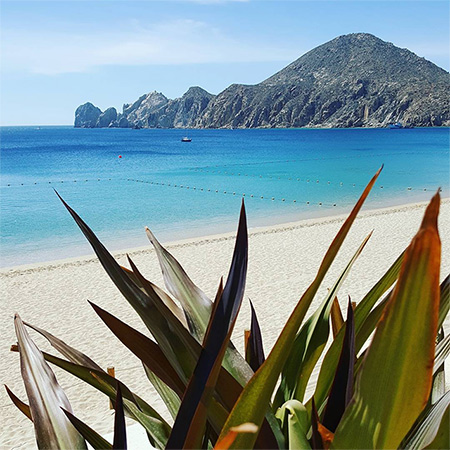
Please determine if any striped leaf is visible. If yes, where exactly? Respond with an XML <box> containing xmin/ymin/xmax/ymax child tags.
<box><xmin>402</xmin><ymin>391</ymin><xmax>450</xmax><ymax>450</ymax></box>
<box><xmin>145</xmin><ymin>228</ymin><xmax>211</xmax><ymax>339</ymax></box>
<box><xmin>332</xmin><ymin>192</ymin><xmax>441</xmax><ymax>449</ymax></box>
<box><xmin>56</xmin><ymin>191</ymin><xmax>280</xmax><ymax>446</ymax></box>
<box><xmin>14</xmin><ymin>314</ymin><xmax>87</xmax><ymax>449</ymax></box>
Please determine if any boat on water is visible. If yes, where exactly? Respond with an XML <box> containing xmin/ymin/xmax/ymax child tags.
<box><xmin>388</xmin><ymin>122</ymin><xmax>415</xmax><ymax>129</ymax></box>
<box><xmin>181</xmin><ymin>137</ymin><xmax>192</xmax><ymax>142</ymax></box>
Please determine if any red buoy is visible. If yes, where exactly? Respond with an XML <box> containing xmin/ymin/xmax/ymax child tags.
<box><xmin>118</xmin><ymin>155</ymin><xmax>122</xmax><ymax>159</ymax></box>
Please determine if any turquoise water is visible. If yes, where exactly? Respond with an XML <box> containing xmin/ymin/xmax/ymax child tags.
<box><xmin>1</xmin><ymin>126</ymin><xmax>448</xmax><ymax>267</ymax></box>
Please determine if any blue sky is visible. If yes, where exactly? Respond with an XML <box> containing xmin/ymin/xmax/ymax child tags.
<box><xmin>1</xmin><ymin>1</ymin><xmax>449</xmax><ymax>126</ymax></box>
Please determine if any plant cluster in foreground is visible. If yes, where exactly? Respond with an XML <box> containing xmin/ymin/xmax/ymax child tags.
<box><xmin>7</xmin><ymin>168</ymin><xmax>450</xmax><ymax>449</ymax></box>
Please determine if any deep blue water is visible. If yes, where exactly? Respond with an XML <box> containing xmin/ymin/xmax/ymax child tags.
<box><xmin>1</xmin><ymin>126</ymin><xmax>449</xmax><ymax>267</ymax></box>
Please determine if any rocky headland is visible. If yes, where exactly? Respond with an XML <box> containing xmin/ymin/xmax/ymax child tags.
<box><xmin>74</xmin><ymin>33</ymin><xmax>450</xmax><ymax>129</ymax></box>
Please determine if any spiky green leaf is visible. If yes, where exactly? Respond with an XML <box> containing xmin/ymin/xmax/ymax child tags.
<box><xmin>166</xmin><ymin>201</ymin><xmax>249</xmax><ymax>449</ymax></box>
<box><xmin>311</xmin><ymin>249</ymin><xmax>404</xmax><ymax>412</ymax></box>
<box><xmin>275</xmin><ymin>232</ymin><xmax>370</xmax><ymax>408</ymax></box>
<box><xmin>332</xmin><ymin>193</ymin><xmax>441</xmax><ymax>449</ymax></box>
<box><xmin>145</xmin><ymin>228</ymin><xmax>211</xmax><ymax>339</ymax></box>
<box><xmin>218</xmin><ymin>167</ymin><xmax>382</xmax><ymax>449</ymax></box>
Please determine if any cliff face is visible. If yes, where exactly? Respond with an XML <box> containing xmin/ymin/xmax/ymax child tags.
<box><xmin>75</xmin><ymin>87</ymin><xmax>214</xmax><ymax>129</ymax></box>
<box><xmin>74</xmin><ymin>102</ymin><xmax>102</xmax><ymax>128</ymax></box>
<box><xmin>75</xmin><ymin>33</ymin><xmax>450</xmax><ymax>129</ymax></box>
<box><xmin>149</xmin><ymin>87</ymin><xmax>215</xmax><ymax>128</ymax></box>
<box><xmin>121</xmin><ymin>91</ymin><xmax>169</xmax><ymax>128</ymax></box>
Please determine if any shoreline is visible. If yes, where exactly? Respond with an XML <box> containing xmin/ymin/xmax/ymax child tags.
<box><xmin>2</xmin><ymin>197</ymin><xmax>448</xmax><ymax>274</ymax></box>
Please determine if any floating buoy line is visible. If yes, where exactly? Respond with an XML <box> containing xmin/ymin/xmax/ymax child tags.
<box><xmin>124</xmin><ymin>178</ymin><xmax>439</xmax><ymax>207</ymax></box>
<box><xmin>3</xmin><ymin>177</ymin><xmax>439</xmax><ymax>207</ymax></box>
<box><xmin>125</xmin><ymin>177</ymin><xmax>338</xmax><ymax>206</ymax></box>
<box><xmin>3</xmin><ymin>178</ymin><xmax>116</xmax><ymax>188</ymax></box>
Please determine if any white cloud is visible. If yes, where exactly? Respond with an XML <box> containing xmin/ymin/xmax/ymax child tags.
<box><xmin>2</xmin><ymin>19</ymin><xmax>295</xmax><ymax>75</ymax></box>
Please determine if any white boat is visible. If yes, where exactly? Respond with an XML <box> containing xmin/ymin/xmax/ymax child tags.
<box><xmin>181</xmin><ymin>137</ymin><xmax>192</xmax><ymax>142</ymax></box>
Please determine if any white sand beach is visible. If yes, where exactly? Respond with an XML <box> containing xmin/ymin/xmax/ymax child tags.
<box><xmin>1</xmin><ymin>199</ymin><xmax>449</xmax><ymax>449</ymax></box>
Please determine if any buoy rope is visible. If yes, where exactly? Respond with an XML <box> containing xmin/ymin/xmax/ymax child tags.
<box><xmin>3</xmin><ymin>178</ymin><xmax>117</xmax><ymax>188</ymax></box>
<box><xmin>124</xmin><ymin>178</ymin><xmax>438</xmax><ymax>207</ymax></box>
<box><xmin>2</xmin><ymin>175</ymin><xmax>439</xmax><ymax>203</ymax></box>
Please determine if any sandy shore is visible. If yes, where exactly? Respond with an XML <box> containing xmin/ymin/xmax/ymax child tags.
<box><xmin>1</xmin><ymin>199</ymin><xmax>449</xmax><ymax>449</ymax></box>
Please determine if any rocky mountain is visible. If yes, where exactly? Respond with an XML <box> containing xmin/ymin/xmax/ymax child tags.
<box><xmin>75</xmin><ymin>87</ymin><xmax>214</xmax><ymax>129</ymax></box>
<box><xmin>148</xmin><ymin>87</ymin><xmax>215</xmax><ymax>128</ymax></box>
<box><xmin>75</xmin><ymin>33</ymin><xmax>450</xmax><ymax>129</ymax></box>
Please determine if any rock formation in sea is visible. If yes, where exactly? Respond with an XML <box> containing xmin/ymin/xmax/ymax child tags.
<box><xmin>74</xmin><ymin>33</ymin><xmax>450</xmax><ymax>129</ymax></box>
<box><xmin>74</xmin><ymin>102</ymin><xmax>102</xmax><ymax>128</ymax></box>
<box><xmin>97</xmin><ymin>107</ymin><xmax>118</xmax><ymax>128</ymax></box>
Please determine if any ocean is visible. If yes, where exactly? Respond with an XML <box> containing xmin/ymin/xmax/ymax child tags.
<box><xmin>1</xmin><ymin>126</ymin><xmax>448</xmax><ymax>267</ymax></box>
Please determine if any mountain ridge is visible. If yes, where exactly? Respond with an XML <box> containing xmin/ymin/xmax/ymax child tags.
<box><xmin>74</xmin><ymin>33</ymin><xmax>450</xmax><ymax>129</ymax></box>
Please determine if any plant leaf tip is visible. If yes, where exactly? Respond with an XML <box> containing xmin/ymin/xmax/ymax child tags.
<box><xmin>145</xmin><ymin>227</ymin><xmax>158</xmax><ymax>245</ymax></box>
<box><xmin>53</xmin><ymin>189</ymin><xmax>64</xmax><ymax>202</ymax></box>
<box><xmin>420</xmin><ymin>191</ymin><xmax>440</xmax><ymax>230</ymax></box>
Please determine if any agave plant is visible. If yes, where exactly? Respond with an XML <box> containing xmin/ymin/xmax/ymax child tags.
<box><xmin>7</xmin><ymin>168</ymin><xmax>450</xmax><ymax>449</ymax></box>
